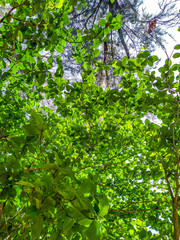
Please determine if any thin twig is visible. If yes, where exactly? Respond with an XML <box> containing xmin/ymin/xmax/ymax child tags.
<box><xmin>0</xmin><ymin>128</ymin><xmax>8</xmax><ymax>140</ymax></box>
<box><xmin>24</xmin><ymin>168</ymin><xmax>42</xmax><ymax>173</ymax></box>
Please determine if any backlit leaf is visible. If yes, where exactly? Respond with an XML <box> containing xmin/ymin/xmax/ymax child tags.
<box><xmin>56</xmin><ymin>0</ymin><xmax>64</xmax><ymax>8</ymax></box>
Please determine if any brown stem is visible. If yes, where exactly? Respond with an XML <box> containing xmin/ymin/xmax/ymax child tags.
<box><xmin>0</xmin><ymin>128</ymin><xmax>8</xmax><ymax>140</ymax></box>
<box><xmin>24</xmin><ymin>168</ymin><xmax>42</xmax><ymax>173</ymax></box>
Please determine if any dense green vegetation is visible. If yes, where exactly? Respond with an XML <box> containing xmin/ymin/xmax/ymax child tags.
<box><xmin>0</xmin><ymin>0</ymin><xmax>180</xmax><ymax>239</ymax></box>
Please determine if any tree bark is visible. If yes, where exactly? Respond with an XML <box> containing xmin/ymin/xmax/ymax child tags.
<box><xmin>173</xmin><ymin>201</ymin><xmax>180</xmax><ymax>240</ymax></box>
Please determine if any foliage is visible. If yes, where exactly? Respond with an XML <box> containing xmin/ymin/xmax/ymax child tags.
<box><xmin>69</xmin><ymin>0</ymin><xmax>180</xmax><ymax>56</ymax></box>
<box><xmin>63</xmin><ymin>0</ymin><xmax>180</xmax><ymax>87</ymax></box>
<box><xmin>0</xmin><ymin>0</ymin><xmax>180</xmax><ymax>239</ymax></box>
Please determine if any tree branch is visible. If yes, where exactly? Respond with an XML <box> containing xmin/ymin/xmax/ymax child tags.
<box><xmin>0</xmin><ymin>0</ymin><xmax>27</xmax><ymax>23</ymax></box>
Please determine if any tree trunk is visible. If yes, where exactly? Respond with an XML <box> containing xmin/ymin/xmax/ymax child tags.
<box><xmin>173</xmin><ymin>201</ymin><xmax>180</xmax><ymax>240</ymax></box>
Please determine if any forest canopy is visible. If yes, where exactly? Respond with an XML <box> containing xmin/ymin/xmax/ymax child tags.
<box><xmin>0</xmin><ymin>0</ymin><xmax>180</xmax><ymax>239</ymax></box>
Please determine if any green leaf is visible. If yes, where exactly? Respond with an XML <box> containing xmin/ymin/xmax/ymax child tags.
<box><xmin>98</xmin><ymin>197</ymin><xmax>109</xmax><ymax>217</ymax></box>
<box><xmin>41</xmin><ymin>174</ymin><xmax>53</xmax><ymax>192</ymax></box>
<box><xmin>23</xmin><ymin>123</ymin><xmax>40</xmax><ymax>136</ymax></box>
<box><xmin>99</xmin><ymin>19</ymin><xmax>106</xmax><ymax>27</ymax></box>
<box><xmin>59</xmin><ymin>38</ymin><xmax>67</xmax><ymax>47</ymax></box>
<box><xmin>56</xmin><ymin>0</ymin><xmax>64</xmax><ymax>8</ymax></box>
<box><xmin>23</xmin><ymin>110</ymin><xmax>46</xmax><ymax>136</ymax></box>
<box><xmin>25</xmin><ymin>206</ymin><xmax>39</xmax><ymax>218</ymax></box>
<box><xmin>106</xmin><ymin>12</ymin><xmax>112</xmax><ymax>22</ymax></box>
<box><xmin>0</xmin><ymin>1</ymin><xmax>5</xmax><ymax>6</ymax></box>
<box><xmin>77</xmin><ymin>3</ymin><xmax>82</xmax><ymax>10</ymax></box>
<box><xmin>139</xmin><ymin>229</ymin><xmax>147</xmax><ymax>238</ymax></box>
<box><xmin>102</xmin><ymin>65</ymin><xmax>110</xmax><ymax>70</ymax></box>
<box><xmin>17</xmin><ymin>30</ymin><xmax>23</xmax><ymax>42</ymax></box>
<box><xmin>31</xmin><ymin>215</ymin><xmax>43</xmax><ymax>239</ymax></box>
<box><xmin>116</xmin><ymin>13</ymin><xmax>122</xmax><ymax>21</ymax></box>
<box><xmin>121</xmin><ymin>56</ymin><xmax>128</xmax><ymax>65</ymax></box>
<box><xmin>40</xmin><ymin>196</ymin><xmax>56</xmax><ymax>211</ymax></box>
<box><xmin>16</xmin><ymin>180</ymin><xmax>35</xmax><ymax>188</ymax></box>
<box><xmin>137</xmin><ymin>50</ymin><xmax>150</xmax><ymax>58</ymax></box>
<box><xmin>173</xmin><ymin>53</ymin><xmax>180</xmax><ymax>58</ymax></box>
<box><xmin>36</xmin><ymin>72</ymin><xmax>46</xmax><ymax>85</ymax></box>
<box><xmin>174</xmin><ymin>44</ymin><xmax>180</xmax><ymax>50</ymax></box>
<box><xmin>93</xmin><ymin>38</ymin><xmax>101</xmax><ymax>48</ymax></box>
<box><xmin>86</xmin><ymin>221</ymin><xmax>101</xmax><ymax>240</ymax></box>
<box><xmin>56</xmin><ymin>45</ymin><xmax>64</xmax><ymax>53</ymax></box>
<box><xmin>63</xmin><ymin>14</ymin><xmax>69</xmax><ymax>25</ymax></box>
<box><xmin>78</xmin><ymin>219</ymin><xmax>92</xmax><ymax>226</ymax></box>
<box><xmin>30</xmin><ymin>110</ymin><xmax>44</xmax><ymax>125</ymax></box>
<box><xmin>63</xmin><ymin>217</ymin><xmax>75</xmax><ymax>234</ymax></box>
